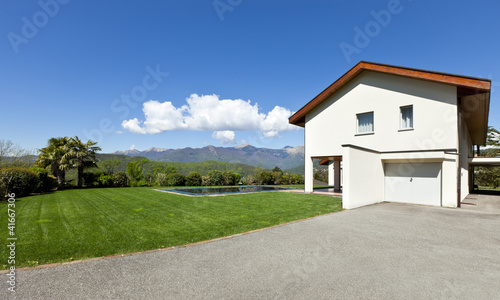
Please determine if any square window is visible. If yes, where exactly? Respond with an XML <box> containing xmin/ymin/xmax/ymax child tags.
<box><xmin>401</xmin><ymin>106</ymin><xmax>413</xmax><ymax>129</ymax></box>
<box><xmin>357</xmin><ymin>112</ymin><xmax>374</xmax><ymax>134</ymax></box>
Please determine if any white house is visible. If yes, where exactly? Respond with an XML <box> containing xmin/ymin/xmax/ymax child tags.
<box><xmin>289</xmin><ymin>61</ymin><xmax>493</xmax><ymax>209</ymax></box>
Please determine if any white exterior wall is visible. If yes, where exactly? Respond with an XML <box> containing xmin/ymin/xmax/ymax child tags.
<box><xmin>459</xmin><ymin>120</ymin><xmax>473</xmax><ymax>201</ymax></box>
<box><xmin>304</xmin><ymin>71</ymin><xmax>461</xmax><ymax>208</ymax></box>
<box><xmin>442</xmin><ymin>156</ymin><xmax>458</xmax><ymax>207</ymax></box>
<box><xmin>304</xmin><ymin>71</ymin><xmax>458</xmax><ymax>157</ymax></box>
<box><xmin>342</xmin><ymin>146</ymin><xmax>384</xmax><ymax>209</ymax></box>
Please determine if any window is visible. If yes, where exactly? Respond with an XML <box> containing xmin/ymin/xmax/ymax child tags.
<box><xmin>357</xmin><ymin>112</ymin><xmax>374</xmax><ymax>134</ymax></box>
<box><xmin>400</xmin><ymin>105</ymin><xmax>413</xmax><ymax>129</ymax></box>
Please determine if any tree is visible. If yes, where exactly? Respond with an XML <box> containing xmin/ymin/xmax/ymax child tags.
<box><xmin>156</xmin><ymin>173</ymin><xmax>168</xmax><ymax>186</ymax></box>
<box><xmin>99</xmin><ymin>159</ymin><xmax>120</xmax><ymax>175</ymax></box>
<box><xmin>185</xmin><ymin>172</ymin><xmax>202</xmax><ymax>186</ymax></box>
<box><xmin>0</xmin><ymin>139</ymin><xmax>33</xmax><ymax>168</ymax></box>
<box><xmin>166</xmin><ymin>173</ymin><xmax>185</xmax><ymax>186</ymax></box>
<box><xmin>63</xmin><ymin>136</ymin><xmax>101</xmax><ymax>188</ymax></box>
<box><xmin>113</xmin><ymin>171</ymin><xmax>129</xmax><ymax>187</ymax></box>
<box><xmin>487</xmin><ymin>126</ymin><xmax>500</xmax><ymax>147</ymax></box>
<box><xmin>475</xmin><ymin>166</ymin><xmax>500</xmax><ymax>189</ymax></box>
<box><xmin>127</xmin><ymin>158</ymin><xmax>149</xmax><ymax>186</ymax></box>
<box><xmin>207</xmin><ymin>170</ymin><xmax>223</xmax><ymax>186</ymax></box>
<box><xmin>260</xmin><ymin>171</ymin><xmax>274</xmax><ymax>185</ymax></box>
<box><xmin>36</xmin><ymin>137</ymin><xmax>72</xmax><ymax>188</ymax></box>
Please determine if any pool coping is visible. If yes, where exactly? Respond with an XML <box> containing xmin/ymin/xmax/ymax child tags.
<box><xmin>155</xmin><ymin>186</ymin><xmax>293</xmax><ymax>197</ymax></box>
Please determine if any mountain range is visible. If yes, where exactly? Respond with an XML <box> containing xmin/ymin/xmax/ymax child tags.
<box><xmin>112</xmin><ymin>144</ymin><xmax>305</xmax><ymax>169</ymax></box>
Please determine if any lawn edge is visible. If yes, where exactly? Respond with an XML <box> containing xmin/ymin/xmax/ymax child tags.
<box><xmin>0</xmin><ymin>209</ymin><xmax>344</xmax><ymax>274</ymax></box>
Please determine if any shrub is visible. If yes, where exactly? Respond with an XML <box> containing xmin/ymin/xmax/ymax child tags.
<box><xmin>131</xmin><ymin>180</ymin><xmax>148</xmax><ymax>187</ymax></box>
<box><xmin>294</xmin><ymin>174</ymin><xmax>304</xmax><ymax>184</ymax></box>
<box><xmin>222</xmin><ymin>170</ymin><xmax>241</xmax><ymax>185</ymax></box>
<box><xmin>0</xmin><ymin>167</ymin><xmax>39</xmax><ymax>198</ymax></box>
<box><xmin>260</xmin><ymin>171</ymin><xmax>274</xmax><ymax>185</ymax></box>
<box><xmin>98</xmin><ymin>174</ymin><xmax>114</xmax><ymax>187</ymax></box>
<box><xmin>166</xmin><ymin>173</ymin><xmax>185</xmax><ymax>186</ymax></box>
<box><xmin>82</xmin><ymin>172</ymin><xmax>99</xmax><ymax>187</ymax></box>
<box><xmin>112</xmin><ymin>171</ymin><xmax>129</xmax><ymax>187</ymax></box>
<box><xmin>185</xmin><ymin>172</ymin><xmax>202</xmax><ymax>186</ymax></box>
<box><xmin>201</xmin><ymin>176</ymin><xmax>211</xmax><ymax>186</ymax></box>
<box><xmin>207</xmin><ymin>170</ymin><xmax>223</xmax><ymax>186</ymax></box>
<box><xmin>156</xmin><ymin>173</ymin><xmax>168</xmax><ymax>186</ymax></box>
<box><xmin>31</xmin><ymin>168</ymin><xmax>58</xmax><ymax>192</ymax></box>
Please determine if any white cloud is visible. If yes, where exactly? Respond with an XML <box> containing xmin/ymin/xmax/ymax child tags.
<box><xmin>121</xmin><ymin>94</ymin><xmax>299</xmax><ymax>141</ymax></box>
<box><xmin>212</xmin><ymin>130</ymin><xmax>236</xmax><ymax>144</ymax></box>
<box><xmin>130</xmin><ymin>144</ymin><xmax>137</xmax><ymax>150</ymax></box>
<box><xmin>262</xmin><ymin>130</ymin><xmax>280</xmax><ymax>138</ymax></box>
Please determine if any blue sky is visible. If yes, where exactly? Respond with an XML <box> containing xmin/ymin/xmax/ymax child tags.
<box><xmin>1</xmin><ymin>0</ymin><xmax>499</xmax><ymax>153</ymax></box>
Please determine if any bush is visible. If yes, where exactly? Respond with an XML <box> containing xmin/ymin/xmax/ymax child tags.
<box><xmin>207</xmin><ymin>170</ymin><xmax>223</xmax><ymax>186</ymax></box>
<box><xmin>260</xmin><ymin>171</ymin><xmax>274</xmax><ymax>185</ymax></box>
<box><xmin>113</xmin><ymin>171</ymin><xmax>129</xmax><ymax>187</ymax></box>
<box><xmin>0</xmin><ymin>167</ymin><xmax>39</xmax><ymax>198</ymax></box>
<box><xmin>82</xmin><ymin>172</ymin><xmax>99</xmax><ymax>187</ymax></box>
<box><xmin>166</xmin><ymin>173</ymin><xmax>185</xmax><ymax>186</ymax></box>
<box><xmin>222</xmin><ymin>170</ymin><xmax>241</xmax><ymax>185</ymax></box>
<box><xmin>475</xmin><ymin>166</ymin><xmax>500</xmax><ymax>188</ymax></box>
<box><xmin>31</xmin><ymin>168</ymin><xmax>58</xmax><ymax>192</ymax></box>
<box><xmin>98</xmin><ymin>174</ymin><xmax>114</xmax><ymax>187</ymax></box>
<box><xmin>294</xmin><ymin>174</ymin><xmax>304</xmax><ymax>184</ymax></box>
<box><xmin>201</xmin><ymin>176</ymin><xmax>211</xmax><ymax>186</ymax></box>
<box><xmin>156</xmin><ymin>173</ymin><xmax>168</xmax><ymax>186</ymax></box>
<box><xmin>185</xmin><ymin>172</ymin><xmax>202</xmax><ymax>186</ymax></box>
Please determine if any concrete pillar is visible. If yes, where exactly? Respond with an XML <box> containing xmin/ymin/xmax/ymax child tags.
<box><xmin>328</xmin><ymin>161</ymin><xmax>334</xmax><ymax>186</ymax></box>
<box><xmin>305</xmin><ymin>156</ymin><xmax>314</xmax><ymax>193</ymax></box>
<box><xmin>334</xmin><ymin>160</ymin><xmax>341</xmax><ymax>192</ymax></box>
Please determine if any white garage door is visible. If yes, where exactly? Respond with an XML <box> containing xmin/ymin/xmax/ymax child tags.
<box><xmin>384</xmin><ymin>162</ymin><xmax>441</xmax><ymax>206</ymax></box>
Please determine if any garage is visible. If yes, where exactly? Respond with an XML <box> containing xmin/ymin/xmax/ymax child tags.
<box><xmin>384</xmin><ymin>162</ymin><xmax>442</xmax><ymax>206</ymax></box>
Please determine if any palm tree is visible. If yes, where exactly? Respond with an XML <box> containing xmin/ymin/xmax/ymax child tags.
<box><xmin>63</xmin><ymin>136</ymin><xmax>101</xmax><ymax>188</ymax></box>
<box><xmin>36</xmin><ymin>137</ymin><xmax>72</xmax><ymax>188</ymax></box>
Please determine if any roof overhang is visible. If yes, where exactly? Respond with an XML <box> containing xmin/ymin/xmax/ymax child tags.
<box><xmin>461</xmin><ymin>92</ymin><xmax>490</xmax><ymax>145</ymax></box>
<box><xmin>469</xmin><ymin>157</ymin><xmax>500</xmax><ymax>166</ymax></box>
<box><xmin>289</xmin><ymin>62</ymin><xmax>491</xmax><ymax>144</ymax></box>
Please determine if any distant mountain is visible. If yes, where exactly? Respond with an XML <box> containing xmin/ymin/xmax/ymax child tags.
<box><xmin>112</xmin><ymin>144</ymin><xmax>305</xmax><ymax>169</ymax></box>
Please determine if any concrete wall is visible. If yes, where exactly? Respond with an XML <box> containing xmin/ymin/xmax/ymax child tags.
<box><xmin>459</xmin><ymin>120</ymin><xmax>473</xmax><ymax>201</ymax></box>
<box><xmin>342</xmin><ymin>146</ymin><xmax>384</xmax><ymax>209</ymax></box>
<box><xmin>442</xmin><ymin>155</ymin><xmax>458</xmax><ymax>207</ymax></box>
<box><xmin>304</xmin><ymin>71</ymin><xmax>459</xmax><ymax>158</ymax></box>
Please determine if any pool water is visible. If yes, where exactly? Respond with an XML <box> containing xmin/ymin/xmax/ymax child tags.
<box><xmin>163</xmin><ymin>186</ymin><xmax>291</xmax><ymax>196</ymax></box>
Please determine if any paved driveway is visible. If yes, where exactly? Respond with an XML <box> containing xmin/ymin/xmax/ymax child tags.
<box><xmin>5</xmin><ymin>194</ymin><xmax>500</xmax><ymax>299</ymax></box>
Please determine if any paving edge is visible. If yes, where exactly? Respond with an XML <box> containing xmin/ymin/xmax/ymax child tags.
<box><xmin>0</xmin><ymin>210</ymin><xmax>344</xmax><ymax>274</ymax></box>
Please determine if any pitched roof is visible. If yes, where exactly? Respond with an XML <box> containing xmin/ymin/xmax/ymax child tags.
<box><xmin>288</xmin><ymin>61</ymin><xmax>491</xmax><ymax>145</ymax></box>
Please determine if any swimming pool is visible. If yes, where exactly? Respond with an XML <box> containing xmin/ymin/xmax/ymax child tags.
<box><xmin>161</xmin><ymin>186</ymin><xmax>291</xmax><ymax>196</ymax></box>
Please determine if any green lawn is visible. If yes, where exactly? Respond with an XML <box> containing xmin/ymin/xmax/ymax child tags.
<box><xmin>1</xmin><ymin>187</ymin><xmax>341</xmax><ymax>269</ymax></box>
<box><xmin>477</xmin><ymin>186</ymin><xmax>500</xmax><ymax>191</ymax></box>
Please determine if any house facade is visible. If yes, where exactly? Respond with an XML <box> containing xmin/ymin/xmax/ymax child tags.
<box><xmin>289</xmin><ymin>62</ymin><xmax>491</xmax><ymax>209</ymax></box>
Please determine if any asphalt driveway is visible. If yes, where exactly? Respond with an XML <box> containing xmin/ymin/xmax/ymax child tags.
<box><xmin>5</xmin><ymin>194</ymin><xmax>500</xmax><ymax>299</ymax></box>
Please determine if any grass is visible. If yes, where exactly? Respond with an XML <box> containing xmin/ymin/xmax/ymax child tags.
<box><xmin>1</xmin><ymin>187</ymin><xmax>342</xmax><ymax>269</ymax></box>
<box><xmin>476</xmin><ymin>186</ymin><xmax>500</xmax><ymax>191</ymax></box>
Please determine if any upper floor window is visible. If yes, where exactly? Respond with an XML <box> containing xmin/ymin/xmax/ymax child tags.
<box><xmin>400</xmin><ymin>105</ymin><xmax>413</xmax><ymax>130</ymax></box>
<box><xmin>357</xmin><ymin>112</ymin><xmax>374</xmax><ymax>134</ymax></box>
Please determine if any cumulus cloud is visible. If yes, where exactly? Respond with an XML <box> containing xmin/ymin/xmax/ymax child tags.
<box><xmin>212</xmin><ymin>130</ymin><xmax>236</xmax><ymax>144</ymax></box>
<box><xmin>121</xmin><ymin>94</ymin><xmax>299</xmax><ymax>141</ymax></box>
